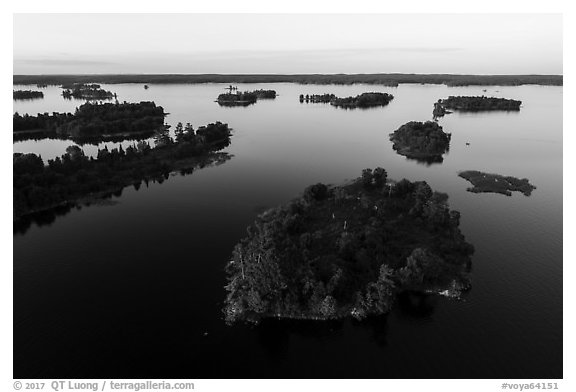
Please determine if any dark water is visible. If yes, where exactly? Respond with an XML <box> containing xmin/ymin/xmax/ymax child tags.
<box><xmin>13</xmin><ymin>83</ymin><xmax>562</xmax><ymax>378</ymax></box>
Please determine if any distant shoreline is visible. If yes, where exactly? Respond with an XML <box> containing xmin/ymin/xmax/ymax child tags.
<box><xmin>13</xmin><ymin>73</ymin><xmax>563</xmax><ymax>87</ymax></box>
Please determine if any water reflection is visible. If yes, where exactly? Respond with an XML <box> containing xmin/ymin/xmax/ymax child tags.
<box><xmin>395</xmin><ymin>291</ymin><xmax>439</xmax><ymax>319</ymax></box>
<box><xmin>13</xmin><ymin>152</ymin><xmax>233</xmax><ymax>235</ymax></box>
<box><xmin>396</xmin><ymin>152</ymin><xmax>447</xmax><ymax>166</ymax></box>
<box><xmin>13</xmin><ymin>131</ymin><xmax>156</xmax><ymax>145</ymax></box>
<box><xmin>217</xmin><ymin>101</ymin><xmax>256</xmax><ymax>107</ymax></box>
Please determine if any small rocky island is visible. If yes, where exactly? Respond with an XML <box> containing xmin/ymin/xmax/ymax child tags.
<box><xmin>13</xmin><ymin>101</ymin><xmax>166</xmax><ymax>143</ymax></box>
<box><xmin>217</xmin><ymin>89</ymin><xmax>276</xmax><ymax>106</ymax></box>
<box><xmin>459</xmin><ymin>170</ymin><xmax>536</xmax><ymax>196</ymax></box>
<box><xmin>224</xmin><ymin>168</ymin><xmax>474</xmax><ymax>324</ymax></box>
<box><xmin>13</xmin><ymin>90</ymin><xmax>44</xmax><ymax>100</ymax></box>
<box><xmin>433</xmin><ymin>96</ymin><xmax>522</xmax><ymax>117</ymax></box>
<box><xmin>61</xmin><ymin>83</ymin><xmax>116</xmax><ymax>100</ymax></box>
<box><xmin>13</xmin><ymin>122</ymin><xmax>232</xmax><ymax>220</ymax></box>
<box><xmin>389</xmin><ymin>121</ymin><xmax>451</xmax><ymax>164</ymax></box>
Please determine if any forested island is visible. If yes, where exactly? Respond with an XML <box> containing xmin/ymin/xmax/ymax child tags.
<box><xmin>13</xmin><ymin>73</ymin><xmax>563</xmax><ymax>86</ymax></box>
<box><xmin>459</xmin><ymin>171</ymin><xmax>536</xmax><ymax>196</ymax></box>
<box><xmin>13</xmin><ymin>90</ymin><xmax>44</xmax><ymax>100</ymax></box>
<box><xmin>331</xmin><ymin>92</ymin><xmax>394</xmax><ymax>109</ymax></box>
<box><xmin>13</xmin><ymin>101</ymin><xmax>166</xmax><ymax>143</ymax></box>
<box><xmin>434</xmin><ymin>96</ymin><xmax>522</xmax><ymax>116</ymax></box>
<box><xmin>389</xmin><ymin>121</ymin><xmax>451</xmax><ymax>163</ymax></box>
<box><xmin>224</xmin><ymin>168</ymin><xmax>474</xmax><ymax>323</ymax></box>
<box><xmin>216</xmin><ymin>89</ymin><xmax>276</xmax><ymax>106</ymax></box>
<box><xmin>13</xmin><ymin>121</ymin><xmax>232</xmax><ymax>220</ymax></box>
<box><xmin>298</xmin><ymin>92</ymin><xmax>393</xmax><ymax>108</ymax></box>
<box><xmin>61</xmin><ymin>83</ymin><xmax>116</xmax><ymax>100</ymax></box>
<box><xmin>300</xmin><ymin>94</ymin><xmax>336</xmax><ymax>103</ymax></box>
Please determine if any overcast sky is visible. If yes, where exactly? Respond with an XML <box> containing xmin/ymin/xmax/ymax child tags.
<box><xmin>13</xmin><ymin>14</ymin><xmax>562</xmax><ymax>75</ymax></box>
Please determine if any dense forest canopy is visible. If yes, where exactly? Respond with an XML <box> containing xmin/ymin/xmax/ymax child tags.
<box><xmin>439</xmin><ymin>96</ymin><xmax>522</xmax><ymax>112</ymax></box>
<box><xmin>13</xmin><ymin>101</ymin><xmax>166</xmax><ymax>142</ymax></box>
<box><xmin>61</xmin><ymin>83</ymin><xmax>116</xmax><ymax>100</ymax></box>
<box><xmin>331</xmin><ymin>92</ymin><xmax>394</xmax><ymax>109</ymax></box>
<box><xmin>389</xmin><ymin>121</ymin><xmax>451</xmax><ymax>163</ymax></box>
<box><xmin>300</xmin><ymin>94</ymin><xmax>337</xmax><ymax>103</ymax></box>
<box><xmin>13</xmin><ymin>122</ymin><xmax>232</xmax><ymax>220</ymax></box>
<box><xmin>216</xmin><ymin>89</ymin><xmax>277</xmax><ymax>106</ymax></box>
<box><xmin>224</xmin><ymin>168</ymin><xmax>474</xmax><ymax>323</ymax></box>
<box><xmin>13</xmin><ymin>74</ymin><xmax>563</xmax><ymax>86</ymax></box>
<box><xmin>13</xmin><ymin>90</ymin><xmax>44</xmax><ymax>100</ymax></box>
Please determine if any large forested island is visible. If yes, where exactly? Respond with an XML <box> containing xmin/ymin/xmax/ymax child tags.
<box><xmin>61</xmin><ymin>83</ymin><xmax>116</xmax><ymax>100</ymax></box>
<box><xmin>224</xmin><ymin>168</ymin><xmax>474</xmax><ymax>323</ymax></box>
<box><xmin>459</xmin><ymin>171</ymin><xmax>536</xmax><ymax>196</ymax></box>
<box><xmin>389</xmin><ymin>121</ymin><xmax>451</xmax><ymax>163</ymax></box>
<box><xmin>13</xmin><ymin>122</ymin><xmax>232</xmax><ymax>220</ymax></box>
<box><xmin>13</xmin><ymin>101</ymin><xmax>166</xmax><ymax>143</ymax></box>
<box><xmin>13</xmin><ymin>90</ymin><xmax>44</xmax><ymax>100</ymax></box>
<box><xmin>13</xmin><ymin>73</ymin><xmax>563</xmax><ymax>86</ymax></box>
<box><xmin>217</xmin><ymin>89</ymin><xmax>276</xmax><ymax>106</ymax></box>
<box><xmin>436</xmin><ymin>96</ymin><xmax>522</xmax><ymax>114</ymax></box>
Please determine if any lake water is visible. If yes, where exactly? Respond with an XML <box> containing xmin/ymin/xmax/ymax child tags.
<box><xmin>13</xmin><ymin>83</ymin><xmax>562</xmax><ymax>378</ymax></box>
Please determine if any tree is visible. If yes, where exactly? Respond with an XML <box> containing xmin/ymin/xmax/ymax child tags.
<box><xmin>174</xmin><ymin>122</ymin><xmax>184</xmax><ymax>142</ymax></box>
<box><xmin>362</xmin><ymin>168</ymin><xmax>373</xmax><ymax>188</ymax></box>
<box><xmin>303</xmin><ymin>183</ymin><xmax>329</xmax><ymax>203</ymax></box>
<box><xmin>372</xmin><ymin>167</ymin><xmax>387</xmax><ymax>188</ymax></box>
<box><xmin>319</xmin><ymin>295</ymin><xmax>336</xmax><ymax>317</ymax></box>
<box><xmin>65</xmin><ymin>145</ymin><xmax>85</xmax><ymax>161</ymax></box>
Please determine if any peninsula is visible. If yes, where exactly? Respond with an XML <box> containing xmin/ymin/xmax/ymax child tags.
<box><xmin>224</xmin><ymin>168</ymin><xmax>474</xmax><ymax>323</ymax></box>
<box><xmin>13</xmin><ymin>122</ymin><xmax>232</xmax><ymax>220</ymax></box>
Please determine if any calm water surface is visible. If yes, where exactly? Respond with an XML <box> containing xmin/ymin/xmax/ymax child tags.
<box><xmin>13</xmin><ymin>83</ymin><xmax>562</xmax><ymax>378</ymax></box>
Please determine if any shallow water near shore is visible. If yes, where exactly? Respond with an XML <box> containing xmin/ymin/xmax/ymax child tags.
<box><xmin>13</xmin><ymin>82</ymin><xmax>562</xmax><ymax>378</ymax></box>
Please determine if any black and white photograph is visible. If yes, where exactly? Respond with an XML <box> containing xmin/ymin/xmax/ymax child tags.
<box><xmin>5</xmin><ymin>3</ymin><xmax>572</xmax><ymax>390</ymax></box>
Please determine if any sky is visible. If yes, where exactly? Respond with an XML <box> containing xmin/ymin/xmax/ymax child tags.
<box><xmin>13</xmin><ymin>14</ymin><xmax>563</xmax><ymax>75</ymax></box>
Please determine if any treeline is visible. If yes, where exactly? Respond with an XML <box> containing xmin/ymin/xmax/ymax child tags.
<box><xmin>14</xmin><ymin>112</ymin><xmax>75</xmax><ymax>132</ymax></box>
<box><xmin>13</xmin><ymin>121</ymin><xmax>232</xmax><ymax>219</ymax></box>
<box><xmin>61</xmin><ymin>83</ymin><xmax>116</xmax><ymax>100</ymax></box>
<box><xmin>224</xmin><ymin>168</ymin><xmax>474</xmax><ymax>323</ymax></box>
<box><xmin>299</xmin><ymin>94</ymin><xmax>336</xmax><ymax>103</ymax></box>
<box><xmin>13</xmin><ymin>101</ymin><xmax>166</xmax><ymax>142</ymax></box>
<box><xmin>331</xmin><ymin>92</ymin><xmax>394</xmax><ymax>109</ymax></box>
<box><xmin>13</xmin><ymin>90</ymin><xmax>44</xmax><ymax>100</ymax></box>
<box><xmin>253</xmin><ymin>89</ymin><xmax>276</xmax><ymax>99</ymax></box>
<box><xmin>440</xmin><ymin>96</ymin><xmax>522</xmax><ymax>112</ymax></box>
<box><xmin>13</xmin><ymin>73</ymin><xmax>563</xmax><ymax>86</ymax></box>
<box><xmin>389</xmin><ymin>121</ymin><xmax>451</xmax><ymax>163</ymax></box>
